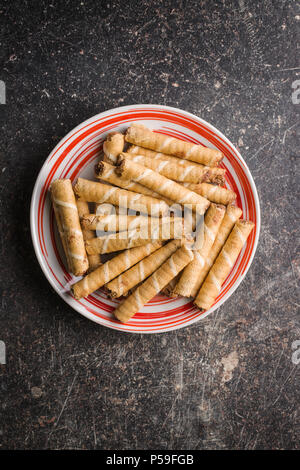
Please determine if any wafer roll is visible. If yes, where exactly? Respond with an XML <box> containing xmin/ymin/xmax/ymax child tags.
<box><xmin>174</xmin><ymin>204</ymin><xmax>226</xmax><ymax>298</ymax></box>
<box><xmin>71</xmin><ymin>242</ymin><xmax>162</xmax><ymax>299</ymax></box>
<box><xmin>125</xmin><ymin>123</ymin><xmax>223</xmax><ymax>167</ymax></box>
<box><xmin>194</xmin><ymin>220</ymin><xmax>255</xmax><ymax>310</ymax></box>
<box><xmin>50</xmin><ymin>179</ymin><xmax>88</xmax><ymax>276</ymax></box>
<box><xmin>182</xmin><ymin>183</ymin><xmax>236</xmax><ymax>205</ymax></box>
<box><xmin>114</xmin><ymin>245</ymin><xmax>194</xmax><ymax>323</ymax></box>
<box><xmin>123</xmin><ymin>151</ymin><xmax>210</xmax><ymax>183</ymax></box>
<box><xmin>81</xmin><ymin>214</ymin><xmax>150</xmax><ymax>232</ymax></box>
<box><xmin>116</xmin><ymin>156</ymin><xmax>210</xmax><ymax>214</ymax></box>
<box><xmin>95</xmin><ymin>161</ymin><xmax>174</xmax><ymax>205</ymax></box>
<box><xmin>74</xmin><ymin>178</ymin><xmax>169</xmax><ymax>216</ymax></box>
<box><xmin>128</xmin><ymin>145</ymin><xmax>226</xmax><ymax>184</ymax></box>
<box><xmin>128</xmin><ymin>144</ymin><xmax>195</xmax><ymax>164</ymax></box>
<box><xmin>106</xmin><ymin>239</ymin><xmax>182</xmax><ymax>298</ymax></box>
<box><xmin>82</xmin><ymin>214</ymin><xmax>181</xmax><ymax>233</ymax></box>
<box><xmin>103</xmin><ymin>132</ymin><xmax>125</xmax><ymax>164</ymax></box>
<box><xmin>85</xmin><ymin>217</ymin><xmax>184</xmax><ymax>254</ymax></box>
<box><xmin>77</xmin><ymin>200</ymin><xmax>102</xmax><ymax>272</ymax></box>
<box><xmin>86</xmin><ymin>232</ymin><xmax>152</xmax><ymax>254</ymax></box>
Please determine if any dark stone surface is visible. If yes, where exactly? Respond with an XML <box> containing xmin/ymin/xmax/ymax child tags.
<box><xmin>0</xmin><ymin>0</ymin><xmax>299</xmax><ymax>450</ymax></box>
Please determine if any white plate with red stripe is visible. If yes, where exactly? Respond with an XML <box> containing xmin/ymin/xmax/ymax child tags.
<box><xmin>30</xmin><ymin>104</ymin><xmax>260</xmax><ymax>333</ymax></box>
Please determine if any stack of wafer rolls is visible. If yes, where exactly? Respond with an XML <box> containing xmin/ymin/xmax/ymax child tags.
<box><xmin>173</xmin><ymin>204</ymin><xmax>226</xmax><ymax>298</ymax></box>
<box><xmin>106</xmin><ymin>239</ymin><xmax>182</xmax><ymax>298</ymax></box>
<box><xmin>122</xmin><ymin>151</ymin><xmax>210</xmax><ymax>183</ymax></box>
<box><xmin>190</xmin><ymin>205</ymin><xmax>243</xmax><ymax>292</ymax></box>
<box><xmin>51</xmin><ymin>179</ymin><xmax>89</xmax><ymax>276</ymax></box>
<box><xmin>50</xmin><ymin>123</ymin><xmax>254</xmax><ymax>324</ymax></box>
<box><xmin>95</xmin><ymin>160</ymin><xmax>174</xmax><ymax>206</ymax></box>
<box><xmin>125</xmin><ymin>123</ymin><xmax>224</xmax><ymax>166</ymax></box>
<box><xmin>194</xmin><ymin>220</ymin><xmax>254</xmax><ymax>310</ymax></box>
<box><xmin>72</xmin><ymin>241</ymin><xmax>162</xmax><ymax>299</ymax></box>
<box><xmin>116</xmin><ymin>155</ymin><xmax>210</xmax><ymax>215</ymax></box>
<box><xmin>113</xmin><ymin>244</ymin><xmax>194</xmax><ymax>323</ymax></box>
<box><xmin>204</xmin><ymin>205</ymin><xmax>243</xmax><ymax>265</ymax></box>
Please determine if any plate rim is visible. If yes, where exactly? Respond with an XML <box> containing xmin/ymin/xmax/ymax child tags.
<box><xmin>30</xmin><ymin>103</ymin><xmax>261</xmax><ymax>333</ymax></box>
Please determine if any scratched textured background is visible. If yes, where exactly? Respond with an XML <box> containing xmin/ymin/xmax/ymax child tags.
<box><xmin>0</xmin><ymin>0</ymin><xmax>299</xmax><ymax>450</ymax></box>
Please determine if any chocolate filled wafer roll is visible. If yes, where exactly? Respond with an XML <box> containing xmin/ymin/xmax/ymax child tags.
<box><xmin>174</xmin><ymin>204</ymin><xmax>226</xmax><ymax>298</ymax></box>
<box><xmin>74</xmin><ymin>178</ymin><xmax>169</xmax><ymax>216</ymax></box>
<box><xmin>175</xmin><ymin>170</ymin><xmax>225</xmax><ymax>185</ymax></box>
<box><xmin>113</xmin><ymin>244</ymin><xmax>194</xmax><ymax>323</ymax></box>
<box><xmin>182</xmin><ymin>183</ymin><xmax>236</xmax><ymax>205</ymax></box>
<box><xmin>161</xmin><ymin>274</ymin><xmax>180</xmax><ymax>297</ymax></box>
<box><xmin>77</xmin><ymin>200</ymin><xmax>102</xmax><ymax>272</ymax></box>
<box><xmin>206</xmin><ymin>171</ymin><xmax>226</xmax><ymax>186</ymax></box>
<box><xmin>71</xmin><ymin>241</ymin><xmax>162</xmax><ymax>299</ymax></box>
<box><xmin>106</xmin><ymin>239</ymin><xmax>182</xmax><ymax>298</ymax></box>
<box><xmin>128</xmin><ymin>145</ymin><xmax>226</xmax><ymax>184</ymax></box>
<box><xmin>95</xmin><ymin>161</ymin><xmax>174</xmax><ymax>206</ymax></box>
<box><xmin>122</xmin><ymin>152</ymin><xmax>210</xmax><ymax>183</ymax></box>
<box><xmin>194</xmin><ymin>220</ymin><xmax>255</xmax><ymax>310</ymax></box>
<box><xmin>116</xmin><ymin>156</ymin><xmax>210</xmax><ymax>215</ymax></box>
<box><xmin>103</xmin><ymin>132</ymin><xmax>125</xmax><ymax>164</ymax></box>
<box><xmin>50</xmin><ymin>179</ymin><xmax>89</xmax><ymax>276</ymax></box>
<box><xmin>125</xmin><ymin>123</ymin><xmax>223</xmax><ymax>167</ymax></box>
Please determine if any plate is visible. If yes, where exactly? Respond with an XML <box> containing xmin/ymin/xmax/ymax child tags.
<box><xmin>30</xmin><ymin>104</ymin><xmax>260</xmax><ymax>333</ymax></box>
